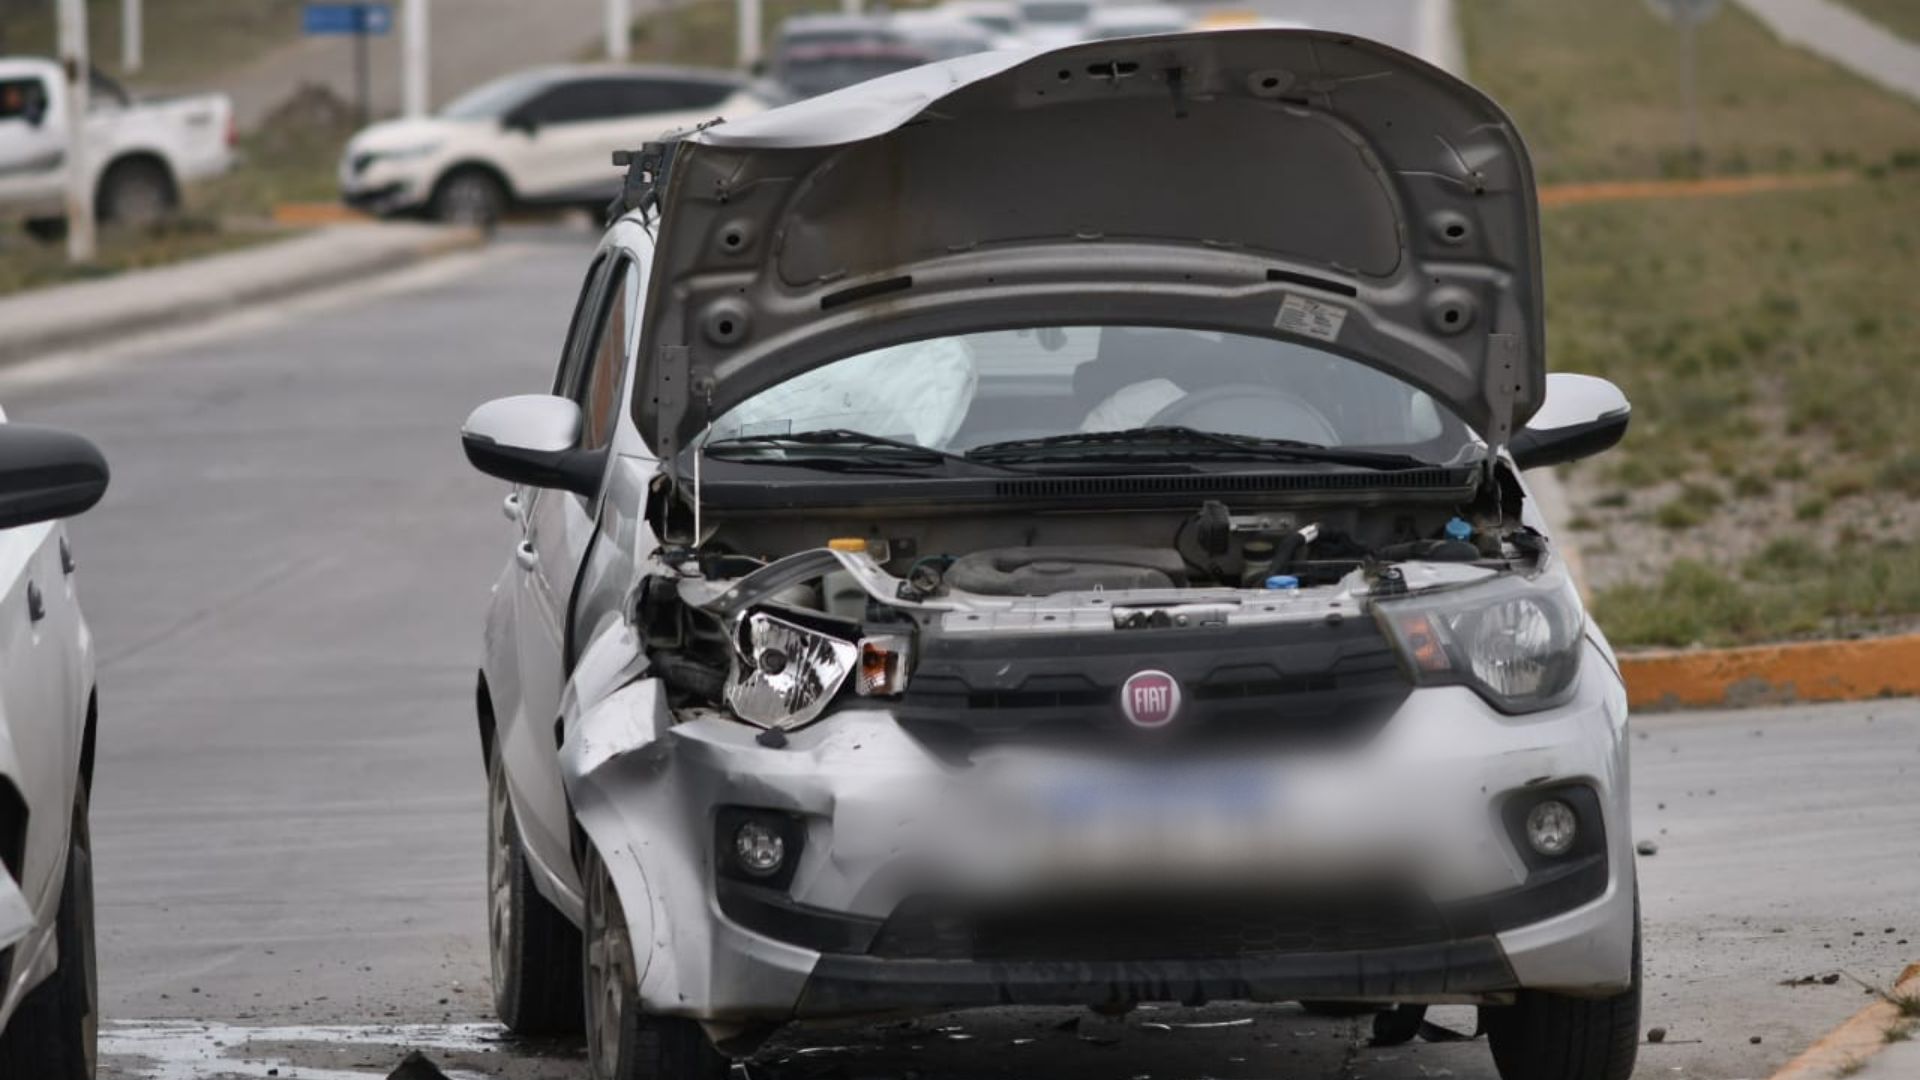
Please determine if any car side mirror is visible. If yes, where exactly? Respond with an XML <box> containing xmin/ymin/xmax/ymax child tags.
<box><xmin>461</xmin><ymin>395</ymin><xmax>601</xmax><ymax>495</ymax></box>
<box><xmin>0</xmin><ymin>424</ymin><xmax>110</xmax><ymax>529</ymax></box>
<box><xmin>1509</xmin><ymin>373</ymin><xmax>1631</xmax><ymax>471</ymax></box>
<box><xmin>502</xmin><ymin>111</ymin><xmax>538</xmax><ymax>136</ymax></box>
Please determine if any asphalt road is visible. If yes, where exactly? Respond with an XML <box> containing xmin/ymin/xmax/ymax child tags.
<box><xmin>0</xmin><ymin>226</ymin><xmax>1914</xmax><ymax>1080</ymax></box>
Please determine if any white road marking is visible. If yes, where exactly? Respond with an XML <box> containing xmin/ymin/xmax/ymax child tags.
<box><xmin>102</xmin><ymin>1019</ymin><xmax>503</xmax><ymax>1080</ymax></box>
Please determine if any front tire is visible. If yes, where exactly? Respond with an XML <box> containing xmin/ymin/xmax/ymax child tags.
<box><xmin>583</xmin><ymin>848</ymin><xmax>731</xmax><ymax>1080</ymax></box>
<box><xmin>1483</xmin><ymin>909</ymin><xmax>1641</xmax><ymax>1080</ymax></box>
<box><xmin>0</xmin><ymin>793</ymin><xmax>98</xmax><ymax>1080</ymax></box>
<box><xmin>430</xmin><ymin>168</ymin><xmax>506</xmax><ymax>228</ymax></box>
<box><xmin>487</xmin><ymin>742</ymin><xmax>582</xmax><ymax>1035</ymax></box>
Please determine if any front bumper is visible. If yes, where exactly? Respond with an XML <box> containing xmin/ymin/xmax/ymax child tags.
<box><xmin>563</xmin><ymin>641</ymin><xmax>1635</xmax><ymax>1022</ymax></box>
<box><xmin>340</xmin><ymin>182</ymin><xmax>417</xmax><ymax>217</ymax></box>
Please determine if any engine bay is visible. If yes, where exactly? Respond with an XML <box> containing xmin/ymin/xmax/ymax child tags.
<box><xmin>635</xmin><ymin>494</ymin><xmax>1558</xmax><ymax>735</ymax></box>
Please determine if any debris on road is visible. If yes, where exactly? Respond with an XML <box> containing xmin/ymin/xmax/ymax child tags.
<box><xmin>1636</xmin><ymin>840</ymin><xmax>1661</xmax><ymax>856</ymax></box>
<box><xmin>1648</xmin><ymin>1026</ymin><xmax>1668</xmax><ymax>1043</ymax></box>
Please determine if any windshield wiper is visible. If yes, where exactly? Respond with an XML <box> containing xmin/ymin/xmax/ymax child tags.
<box><xmin>965</xmin><ymin>426</ymin><xmax>1436</xmax><ymax>470</ymax></box>
<box><xmin>701</xmin><ymin>429</ymin><xmax>1018</xmax><ymax>474</ymax></box>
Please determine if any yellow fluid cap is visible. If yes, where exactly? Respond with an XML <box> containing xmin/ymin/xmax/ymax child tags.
<box><xmin>827</xmin><ymin>538</ymin><xmax>869</xmax><ymax>553</ymax></box>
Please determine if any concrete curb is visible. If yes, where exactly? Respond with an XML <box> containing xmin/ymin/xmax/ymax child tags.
<box><xmin>1620</xmin><ymin>634</ymin><xmax>1920</xmax><ymax>711</ymax></box>
<box><xmin>0</xmin><ymin>223</ymin><xmax>484</xmax><ymax>367</ymax></box>
<box><xmin>1767</xmin><ymin>963</ymin><xmax>1920</xmax><ymax>1080</ymax></box>
<box><xmin>1539</xmin><ymin>171</ymin><xmax>1859</xmax><ymax>209</ymax></box>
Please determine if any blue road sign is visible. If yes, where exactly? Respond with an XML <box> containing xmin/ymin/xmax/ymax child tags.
<box><xmin>302</xmin><ymin>3</ymin><xmax>393</xmax><ymax>36</ymax></box>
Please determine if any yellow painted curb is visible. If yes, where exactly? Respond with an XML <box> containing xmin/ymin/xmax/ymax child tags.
<box><xmin>1538</xmin><ymin>171</ymin><xmax>1857</xmax><ymax>209</ymax></box>
<box><xmin>1768</xmin><ymin>963</ymin><xmax>1920</xmax><ymax>1080</ymax></box>
<box><xmin>1619</xmin><ymin>633</ymin><xmax>1920</xmax><ymax>711</ymax></box>
<box><xmin>272</xmin><ymin>202</ymin><xmax>372</xmax><ymax>226</ymax></box>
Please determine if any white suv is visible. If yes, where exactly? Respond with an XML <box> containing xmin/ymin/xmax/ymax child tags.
<box><xmin>462</xmin><ymin>31</ymin><xmax>1639</xmax><ymax>1080</ymax></box>
<box><xmin>339</xmin><ymin>65</ymin><xmax>778</xmax><ymax>225</ymax></box>
<box><xmin>0</xmin><ymin>410</ymin><xmax>109</xmax><ymax>1079</ymax></box>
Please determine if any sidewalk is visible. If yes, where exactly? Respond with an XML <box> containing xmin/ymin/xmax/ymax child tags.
<box><xmin>1734</xmin><ymin>0</ymin><xmax>1920</xmax><ymax>104</ymax></box>
<box><xmin>0</xmin><ymin>224</ymin><xmax>480</xmax><ymax>365</ymax></box>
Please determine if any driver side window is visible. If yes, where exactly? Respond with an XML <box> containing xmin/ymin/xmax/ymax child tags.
<box><xmin>575</xmin><ymin>261</ymin><xmax>635</xmax><ymax>453</ymax></box>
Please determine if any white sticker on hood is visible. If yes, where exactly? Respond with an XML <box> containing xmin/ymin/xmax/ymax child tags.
<box><xmin>1275</xmin><ymin>294</ymin><xmax>1349</xmax><ymax>343</ymax></box>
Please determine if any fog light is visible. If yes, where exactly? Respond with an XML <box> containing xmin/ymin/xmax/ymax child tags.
<box><xmin>733</xmin><ymin>821</ymin><xmax>786</xmax><ymax>878</ymax></box>
<box><xmin>1525</xmin><ymin>799</ymin><xmax>1578</xmax><ymax>857</ymax></box>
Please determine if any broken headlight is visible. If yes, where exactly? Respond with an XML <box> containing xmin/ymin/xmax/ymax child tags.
<box><xmin>726</xmin><ymin>612</ymin><xmax>860</xmax><ymax>731</ymax></box>
<box><xmin>1374</xmin><ymin>563</ymin><xmax>1585</xmax><ymax>713</ymax></box>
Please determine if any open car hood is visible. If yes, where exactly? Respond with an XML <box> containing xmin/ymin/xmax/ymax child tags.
<box><xmin>634</xmin><ymin>29</ymin><xmax>1543</xmax><ymax>457</ymax></box>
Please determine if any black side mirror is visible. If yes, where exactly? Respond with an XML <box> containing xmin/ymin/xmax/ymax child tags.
<box><xmin>0</xmin><ymin>424</ymin><xmax>110</xmax><ymax>529</ymax></box>
<box><xmin>1509</xmin><ymin>373</ymin><xmax>1631</xmax><ymax>471</ymax></box>
<box><xmin>502</xmin><ymin>111</ymin><xmax>539</xmax><ymax>136</ymax></box>
<box><xmin>460</xmin><ymin>395</ymin><xmax>602</xmax><ymax>496</ymax></box>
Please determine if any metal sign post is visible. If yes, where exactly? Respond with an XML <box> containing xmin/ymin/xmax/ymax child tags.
<box><xmin>608</xmin><ymin>0</ymin><xmax>632</xmax><ymax>61</ymax></box>
<box><xmin>402</xmin><ymin>0</ymin><xmax>428</xmax><ymax>117</ymax></box>
<box><xmin>302</xmin><ymin>3</ymin><xmax>394</xmax><ymax>125</ymax></box>
<box><xmin>123</xmin><ymin>0</ymin><xmax>142</xmax><ymax>74</ymax></box>
<box><xmin>57</xmin><ymin>0</ymin><xmax>93</xmax><ymax>263</ymax></box>
<box><xmin>737</xmin><ymin>0</ymin><xmax>762</xmax><ymax>69</ymax></box>
<box><xmin>1644</xmin><ymin>0</ymin><xmax>1722</xmax><ymax>168</ymax></box>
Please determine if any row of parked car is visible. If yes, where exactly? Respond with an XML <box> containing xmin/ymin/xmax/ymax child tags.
<box><xmin>0</xmin><ymin>4</ymin><xmax>1245</xmax><ymax>233</ymax></box>
<box><xmin>339</xmin><ymin>1</ymin><xmax>1251</xmax><ymax>226</ymax></box>
<box><xmin>771</xmin><ymin>1</ymin><xmax>1200</xmax><ymax>97</ymax></box>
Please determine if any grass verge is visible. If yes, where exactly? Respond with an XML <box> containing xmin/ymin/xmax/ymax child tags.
<box><xmin>0</xmin><ymin>0</ymin><xmax>302</xmax><ymax>88</ymax></box>
<box><xmin>1463</xmin><ymin>0</ymin><xmax>1920</xmax><ymax>647</ymax></box>
<box><xmin>0</xmin><ymin>219</ymin><xmax>275</xmax><ymax>297</ymax></box>
<box><xmin>1844</xmin><ymin>0</ymin><xmax>1920</xmax><ymax>44</ymax></box>
<box><xmin>1460</xmin><ymin>0</ymin><xmax>1920</xmax><ymax>182</ymax></box>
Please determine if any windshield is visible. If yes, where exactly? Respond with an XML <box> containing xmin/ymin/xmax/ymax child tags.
<box><xmin>1020</xmin><ymin>1</ymin><xmax>1092</xmax><ymax>24</ymax></box>
<box><xmin>706</xmin><ymin>326</ymin><xmax>1477</xmax><ymax>464</ymax></box>
<box><xmin>439</xmin><ymin>71</ymin><xmax>554</xmax><ymax>119</ymax></box>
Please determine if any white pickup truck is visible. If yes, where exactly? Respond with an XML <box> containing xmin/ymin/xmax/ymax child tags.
<box><xmin>0</xmin><ymin>57</ymin><xmax>233</xmax><ymax>232</ymax></box>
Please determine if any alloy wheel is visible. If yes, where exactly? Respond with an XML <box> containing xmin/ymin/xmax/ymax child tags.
<box><xmin>486</xmin><ymin>754</ymin><xmax>515</xmax><ymax>997</ymax></box>
<box><xmin>585</xmin><ymin>856</ymin><xmax>634</xmax><ymax>1079</ymax></box>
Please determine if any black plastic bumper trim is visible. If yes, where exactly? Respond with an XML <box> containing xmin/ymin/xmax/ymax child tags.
<box><xmin>795</xmin><ymin>937</ymin><xmax>1517</xmax><ymax>1017</ymax></box>
<box><xmin>718</xmin><ymin>879</ymin><xmax>884</xmax><ymax>955</ymax></box>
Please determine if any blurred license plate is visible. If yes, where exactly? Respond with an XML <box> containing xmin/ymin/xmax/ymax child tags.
<box><xmin>1042</xmin><ymin>763</ymin><xmax>1277</xmax><ymax>825</ymax></box>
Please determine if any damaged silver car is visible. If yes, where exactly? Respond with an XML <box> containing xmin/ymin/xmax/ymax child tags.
<box><xmin>462</xmin><ymin>29</ymin><xmax>1639</xmax><ymax>1080</ymax></box>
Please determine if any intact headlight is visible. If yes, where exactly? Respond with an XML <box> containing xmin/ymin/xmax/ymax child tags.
<box><xmin>1374</xmin><ymin>563</ymin><xmax>1585</xmax><ymax>713</ymax></box>
<box><xmin>725</xmin><ymin>612</ymin><xmax>859</xmax><ymax>730</ymax></box>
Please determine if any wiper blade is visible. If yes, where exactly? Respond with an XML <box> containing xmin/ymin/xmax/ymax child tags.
<box><xmin>702</xmin><ymin>429</ymin><xmax>1027</xmax><ymax>473</ymax></box>
<box><xmin>706</xmin><ymin>428</ymin><xmax>948</xmax><ymax>461</ymax></box>
<box><xmin>965</xmin><ymin>426</ymin><xmax>1433</xmax><ymax>470</ymax></box>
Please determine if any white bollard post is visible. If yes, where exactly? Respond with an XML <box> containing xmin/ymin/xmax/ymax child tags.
<box><xmin>58</xmin><ymin>0</ymin><xmax>94</xmax><ymax>263</ymax></box>
<box><xmin>738</xmin><ymin>0</ymin><xmax>762</xmax><ymax>70</ymax></box>
<box><xmin>608</xmin><ymin>0</ymin><xmax>632</xmax><ymax>61</ymax></box>
<box><xmin>122</xmin><ymin>0</ymin><xmax>142</xmax><ymax>73</ymax></box>
<box><xmin>403</xmin><ymin>0</ymin><xmax>429</xmax><ymax>117</ymax></box>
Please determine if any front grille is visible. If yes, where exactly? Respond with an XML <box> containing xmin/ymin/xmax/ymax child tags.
<box><xmin>870</xmin><ymin>889</ymin><xmax>1451</xmax><ymax>962</ymax></box>
<box><xmin>897</xmin><ymin>617</ymin><xmax>1410</xmax><ymax>757</ymax></box>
